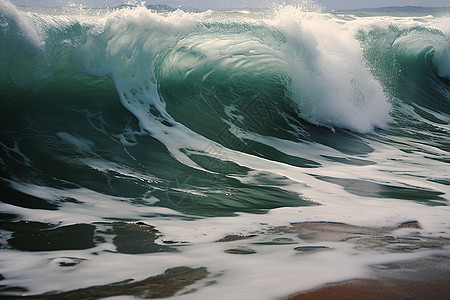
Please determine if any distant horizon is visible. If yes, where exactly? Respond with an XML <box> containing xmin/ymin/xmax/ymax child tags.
<box><xmin>333</xmin><ymin>5</ymin><xmax>449</xmax><ymax>12</ymax></box>
<box><xmin>8</xmin><ymin>0</ymin><xmax>450</xmax><ymax>10</ymax></box>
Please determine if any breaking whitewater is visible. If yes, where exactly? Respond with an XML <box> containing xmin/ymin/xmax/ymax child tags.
<box><xmin>0</xmin><ymin>1</ymin><xmax>449</xmax><ymax>299</ymax></box>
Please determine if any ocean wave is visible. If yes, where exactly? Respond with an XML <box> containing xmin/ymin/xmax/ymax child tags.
<box><xmin>1</xmin><ymin>3</ymin><xmax>450</xmax><ymax>298</ymax></box>
<box><xmin>357</xmin><ymin>23</ymin><xmax>450</xmax><ymax>116</ymax></box>
<box><xmin>0</xmin><ymin>3</ymin><xmax>448</xmax><ymax>160</ymax></box>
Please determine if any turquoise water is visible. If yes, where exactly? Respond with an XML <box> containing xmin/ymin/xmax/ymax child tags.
<box><xmin>0</xmin><ymin>2</ymin><xmax>449</xmax><ymax>299</ymax></box>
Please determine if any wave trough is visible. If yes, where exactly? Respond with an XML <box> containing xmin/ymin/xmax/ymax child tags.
<box><xmin>0</xmin><ymin>2</ymin><xmax>449</xmax><ymax>300</ymax></box>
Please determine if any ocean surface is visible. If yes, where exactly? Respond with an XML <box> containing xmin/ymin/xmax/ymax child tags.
<box><xmin>0</xmin><ymin>1</ymin><xmax>449</xmax><ymax>299</ymax></box>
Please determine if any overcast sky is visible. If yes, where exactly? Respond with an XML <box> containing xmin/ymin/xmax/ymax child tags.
<box><xmin>9</xmin><ymin>0</ymin><xmax>450</xmax><ymax>10</ymax></box>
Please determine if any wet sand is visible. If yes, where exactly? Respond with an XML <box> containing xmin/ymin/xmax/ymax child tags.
<box><xmin>286</xmin><ymin>278</ymin><xmax>450</xmax><ymax>300</ymax></box>
<box><xmin>285</xmin><ymin>252</ymin><xmax>450</xmax><ymax>300</ymax></box>
<box><xmin>279</xmin><ymin>221</ymin><xmax>450</xmax><ymax>300</ymax></box>
<box><xmin>1</xmin><ymin>221</ymin><xmax>448</xmax><ymax>299</ymax></box>
<box><xmin>2</xmin><ymin>267</ymin><xmax>208</xmax><ymax>300</ymax></box>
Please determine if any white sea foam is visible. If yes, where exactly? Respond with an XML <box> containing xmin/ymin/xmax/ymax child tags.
<box><xmin>1</xmin><ymin>3</ymin><xmax>449</xmax><ymax>300</ymax></box>
<box><xmin>269</xmin><ymin>6</ymin><xmax>392</xmax><ymax>133</ymax></box>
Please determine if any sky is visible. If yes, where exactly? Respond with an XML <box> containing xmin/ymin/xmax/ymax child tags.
<box><xmin>9</xmin><ymin>0</ymin><xmax>450</xmax><ymax>10</ymax></box>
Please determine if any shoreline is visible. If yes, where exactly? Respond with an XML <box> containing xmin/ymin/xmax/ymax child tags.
<box><xmin>286</xmin><ymin>277</ymin><xmax>450</xmax><ymax>300</ymax></box>
<box><xmin>1</xmin><ymin>221</ymin><xmax>449</xmax><ymax>299</ymax></box>
<box><xmin>285</xmin><ymin>254</ymin><xmax>450</xmax><ymax>300</ymax></box>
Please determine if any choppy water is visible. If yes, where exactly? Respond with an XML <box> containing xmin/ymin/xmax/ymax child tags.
<box><xmin>0</xmin><ymin>1</ymin><xmax>449</xmax><ymax>299</ymax></box>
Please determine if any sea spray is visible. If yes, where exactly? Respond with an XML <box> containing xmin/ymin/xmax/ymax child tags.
<box><xmin>0</xmin><ymin>2</ymin><xmax>449</xmax><ymax>299</ymax></box>
<box><xmin>269</xmin><ymin>5</ymin><xmax>391</xmax><ymax>132</ymax></box>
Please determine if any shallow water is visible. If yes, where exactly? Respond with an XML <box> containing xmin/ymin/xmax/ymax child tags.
<box><xmin>0</xmin><ymin>2</ymin><xmax>449</xmax><ymax>299</ymax></box>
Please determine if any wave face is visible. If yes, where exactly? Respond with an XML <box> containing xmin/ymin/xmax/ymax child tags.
<box><xmin>0</xmin><ymin>2</ymin><xmax>449</xmax><ymax>299</ymax></box>
<box><xmin>357</xmin><ymin>21</ymin><xmax>450</xmax><ymax>115</ymax></box>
